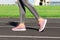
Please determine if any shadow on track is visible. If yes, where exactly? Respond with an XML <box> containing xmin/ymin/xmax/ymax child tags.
<box><xmin>8</xmin><ymin>22</ymin><xmax>39</xmax><ymax>31</ymax></box>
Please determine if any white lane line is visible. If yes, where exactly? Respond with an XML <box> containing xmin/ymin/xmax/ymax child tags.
<box><xmin>27</xmin><ymin>26</ymin><xmax>60</xmax><ymax>28</ymax></box>
<box><xmin>46</xmin><ymin>27</ymin><xmax>60</xmax><ymax>28</ymax></box>
<box><xmin>0</xmin><ymin>35</ymin><xmax>60</xmax><ymax>38</ymax></box>
<box><xmin>1</xmin><ymin>26</ymin><xmax>60</xmax><ymax>28</ymax></box>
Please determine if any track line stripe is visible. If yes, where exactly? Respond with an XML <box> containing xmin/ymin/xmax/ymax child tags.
<box><xmin>0</xmin><ymin>35</ymin><xmax>60</xmax><ymax>38</ymax></box>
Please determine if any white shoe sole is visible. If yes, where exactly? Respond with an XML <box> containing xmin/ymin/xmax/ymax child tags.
<box><xmin>12</xmin><ymin>28</ymin><xmax>26</xmax><ymax>31</ymax></box>
<box><xmin>39</xmin><ymin>19</ymin><xmax>47</xmax><ymax>32</ymax></box>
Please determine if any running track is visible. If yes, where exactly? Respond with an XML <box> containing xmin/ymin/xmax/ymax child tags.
<box><xmin>0</xmin><ymin>18</ymin><xmax>60</xmax><ymax>40</ymax></box>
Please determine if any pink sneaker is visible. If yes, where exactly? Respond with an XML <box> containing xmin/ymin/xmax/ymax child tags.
<box><xmin>39</xmin><ymin>19</ymin><xmax>47</xmax><ymax>32</ymax></box>
<box><xmin>12</xmin><ymin>27</ymin><xmax>26</xmax><ymax>31</ymax></box>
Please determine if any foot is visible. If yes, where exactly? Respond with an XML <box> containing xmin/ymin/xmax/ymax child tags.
<box><xmin>12</xmin><ymin>23</ymin><xmax>26</xmax><ymax>31</ymax></box>
<box><xmin>39</xmin><ymin>19</ymin><xmax>47</xmax><ymax>32</ymax></box>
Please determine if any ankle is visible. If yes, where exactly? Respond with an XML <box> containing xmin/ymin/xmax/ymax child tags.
<box><xmin>18</xmin><ymin>23</ymin><xmax>25</xmax><ymax>28</ymax></box>
<box><xmin>20</xmin><ymin>23</ymin><xmax>25</xmax><ymax>25</ymax></box>
<box><xmin>38</xmin><ymin>18</ymin><xmax>44</xmax><ymax>22</ymax></box>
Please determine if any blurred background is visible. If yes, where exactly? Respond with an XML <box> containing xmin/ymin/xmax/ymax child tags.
<box><xmin>0</xmin><ymin>0</ymin><xmax>60</xmax><ymax>6</ymax></box>
<box><xmin>0</xmin><ymin>0</ymin><xmax>60</xmax><ymax>18</ymax></box>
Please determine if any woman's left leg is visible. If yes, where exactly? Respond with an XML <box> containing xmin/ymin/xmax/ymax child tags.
<box><xmin>12</xmin><ymin>0</ymin><xmax>26</xmax><ymax>31</ymax></box>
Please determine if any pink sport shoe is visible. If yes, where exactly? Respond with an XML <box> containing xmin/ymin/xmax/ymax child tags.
<box><xmin>39</xmin><ymin>19</ymin><xmax>47</xmax><ymax>32</ymax></box>
<box><xmin>12</xmin><ymin>27</ymin><xmax>26</xmax><ymax>31</ymax></box>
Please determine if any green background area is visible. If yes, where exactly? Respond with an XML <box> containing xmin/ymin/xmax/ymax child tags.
<box><xmin>0</xmin><ymin>5</ymin><xmax>60</xmax><ymax>18</ymax></box>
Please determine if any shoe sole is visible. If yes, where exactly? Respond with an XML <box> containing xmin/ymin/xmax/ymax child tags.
<box><xmin>12</xmin><ymin>29</ymin><xmax>26</xmax><ymax>31</ymax></box>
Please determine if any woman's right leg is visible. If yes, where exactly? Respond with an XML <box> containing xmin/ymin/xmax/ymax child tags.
<box><xmin>22</xmin><ymin>0</ymin><xmax>47</xmax><ymax>32</ymax></box>
<box><xmin>12</xmin><ymin>0</ymin><xmax>26</xmax><ymax>31</ymax></box>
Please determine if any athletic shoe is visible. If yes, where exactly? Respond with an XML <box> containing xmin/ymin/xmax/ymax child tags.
<box><xmin>39</xmin><ymin>19</ymin><xmax>47</xmax><ymax>32</ymax></box>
